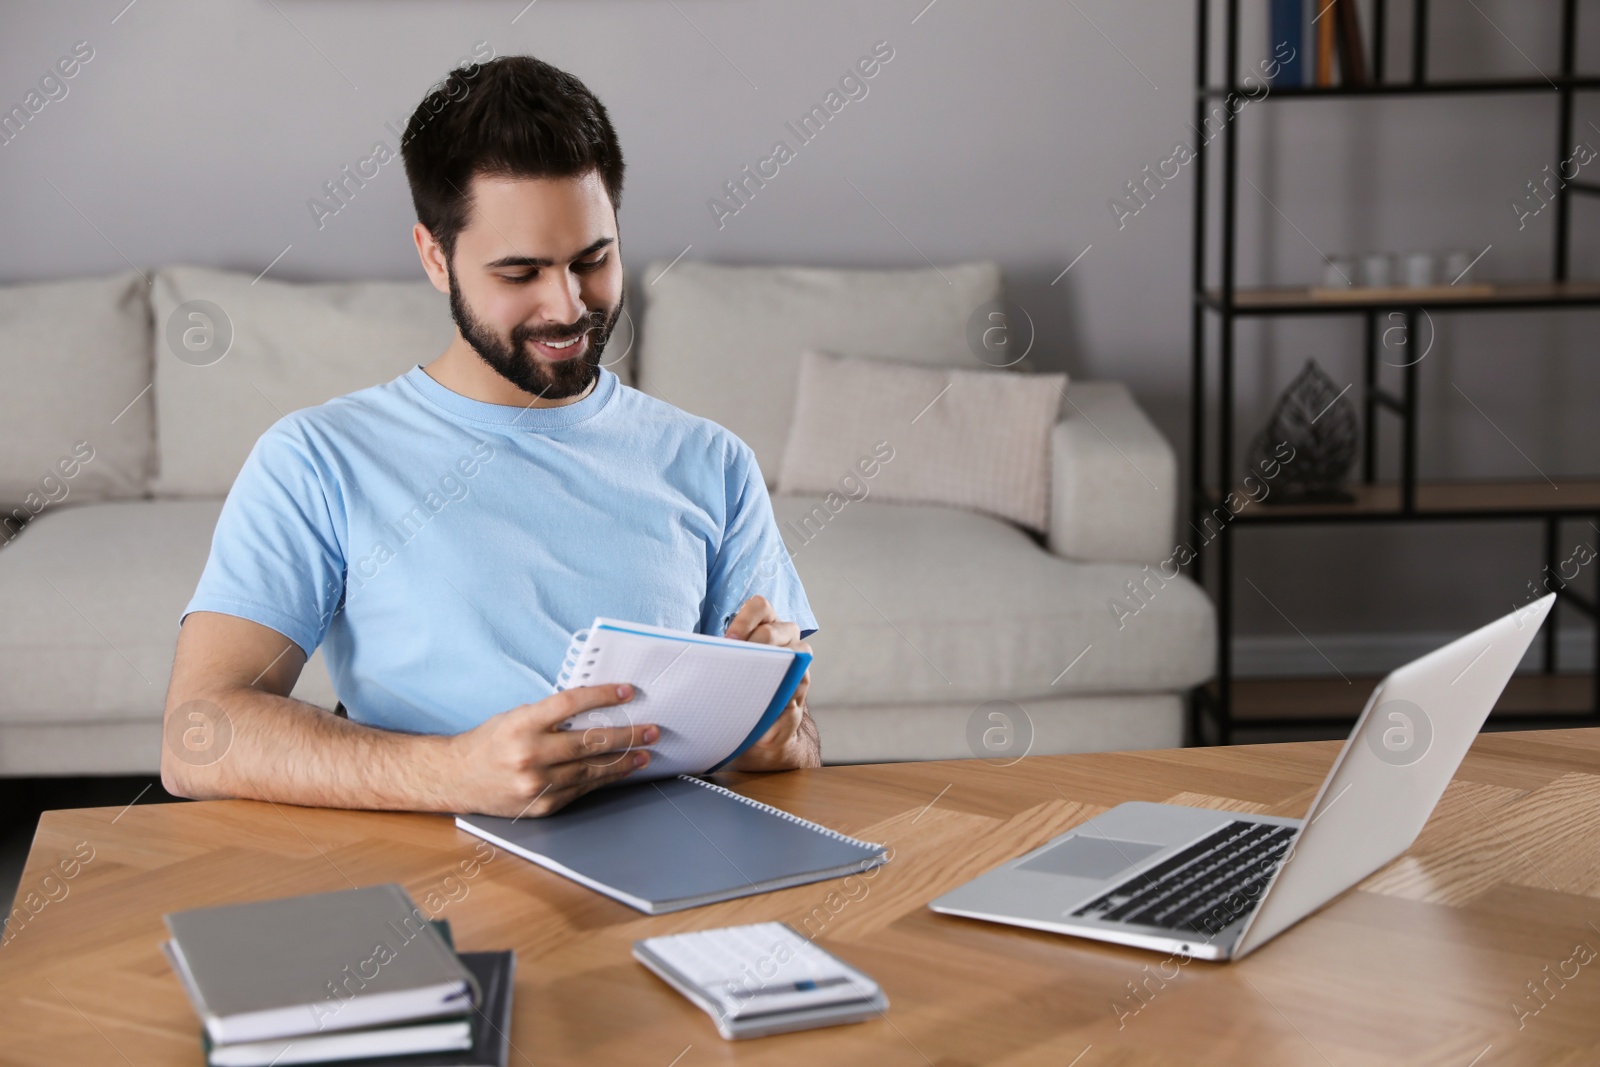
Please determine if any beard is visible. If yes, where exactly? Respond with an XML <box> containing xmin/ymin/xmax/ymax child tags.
<box><xmin>446</xmin><ymin>263</ymin><xmax>623</xmax><ymax>402</ymax></box>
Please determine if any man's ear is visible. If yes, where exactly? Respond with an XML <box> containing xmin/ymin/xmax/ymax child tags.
<box><xmin>414</xmin><ymin>223</ymin><xmax>450</xmax><ymax>294</ymax></box>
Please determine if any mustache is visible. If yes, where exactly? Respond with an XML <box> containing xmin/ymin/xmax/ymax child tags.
<box><xmin>519</xmin><ymin>309</ymin><xmax>612</xmax><ymax>345</ymax></box>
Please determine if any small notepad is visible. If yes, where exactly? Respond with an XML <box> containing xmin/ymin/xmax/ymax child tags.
<box><xmin>554</xmin><ymin>617</ymin><xmax>812</xmax><ymax>779</ymax></box>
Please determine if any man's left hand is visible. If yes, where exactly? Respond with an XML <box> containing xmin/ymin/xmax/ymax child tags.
<box><xmin>723</xmin><ymin>595</ymin><xmax>820</xmax><ymax>771</ymax></box>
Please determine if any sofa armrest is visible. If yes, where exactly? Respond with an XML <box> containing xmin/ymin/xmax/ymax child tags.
<box><xmin>1048</xmin><ymin>381</ymin><xmax>1177</xmax><ymax>563</ymax></box>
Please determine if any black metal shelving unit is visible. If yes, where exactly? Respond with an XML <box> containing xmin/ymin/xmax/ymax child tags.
<box><xmin>1188</xmin><ymin>0</ymin><xmax>1600</xmax><ymax>743</ymax></box>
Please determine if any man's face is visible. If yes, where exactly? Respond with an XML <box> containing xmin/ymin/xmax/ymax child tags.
<box><xmin>443</xmin><ymin>172</ymin><xmax>624</xmax><ymax>401</ymax></box>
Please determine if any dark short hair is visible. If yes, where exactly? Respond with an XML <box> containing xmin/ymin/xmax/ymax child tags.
<box><xmin>399</xmin><ymin>54</ymin><xmax>625</xmax><ymax>264</ymax></box>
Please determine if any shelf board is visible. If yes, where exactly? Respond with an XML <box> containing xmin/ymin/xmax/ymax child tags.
<box><xmin>1201</xmin><ymin>479</ymin><xmax>1600</xmax><ymax>523</ymax></box>
<box><xmin>1217</xmin><ymin>673</ymin><xmax>1596</xmax><ymax>724</ymax></box>
<box><xmin>1200</xmin><ymin>280</ymin><xmax>1600</xmax><ymax>316</ymax></box>
<box><xmin>1197</xmin><ymin>76</ymin><xmax>1600</xmax><ymax>100</ymax></box>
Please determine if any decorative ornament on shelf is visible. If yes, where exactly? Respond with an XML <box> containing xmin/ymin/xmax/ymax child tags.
<box><xmin>1248</xmin><ymin>359</ymin><xmax>1357</xmax><ymax>504</ymax></box>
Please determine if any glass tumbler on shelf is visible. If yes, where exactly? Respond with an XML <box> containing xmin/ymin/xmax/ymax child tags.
<box><xmin>1359</xmin><ymin>252</ymin><xmax>1393</xmax><ymax>289</ymax></box>
<box><xmin>1322</xmin><ymin>256</ymin><xmax>1356</xmax><ymax>288</ymax></box>
<box><xmin>1402</xmin><ymin>251</ymin><xmax>1436</xmax><ymax>288</ymax></box>
<box><xmin>1442</xmin><ymin>249</ymin><xmax>1475</xmax><ymax>285</ymax></box>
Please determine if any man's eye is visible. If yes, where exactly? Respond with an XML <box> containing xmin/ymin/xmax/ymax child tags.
<box><xmin>500</xmin><ymin>256</ymin><xmax>606</xmax><ymax>284</ymax></box>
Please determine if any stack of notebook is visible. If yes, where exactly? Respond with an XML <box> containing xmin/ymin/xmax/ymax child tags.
<box><xmin>162</xmin><ymin>884</ymin><xmax>513</xmax><ymax>1067</ymax></box>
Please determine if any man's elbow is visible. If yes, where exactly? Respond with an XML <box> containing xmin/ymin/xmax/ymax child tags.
<box><xmin>160</xmin><ymin>691</ymin><xmax>237</xmax><ymax>800</ymax></box>
<box><xmin>159</xmin><ymin>730</ymin><xmax>222</xmax><ymax>799</ymax></box>
<box><xmin>159</xmin><ymin>752</ymin><xmax>198</xmax><ymax>799</ymax></box>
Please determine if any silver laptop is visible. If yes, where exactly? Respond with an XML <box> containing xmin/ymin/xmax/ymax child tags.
<box><xmin>930</xmin><ymin>594</ymin><xmax>1556</xmax><ymax>960</ymax></box>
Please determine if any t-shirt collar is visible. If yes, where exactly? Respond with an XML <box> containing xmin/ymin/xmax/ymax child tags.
<box><xmin>401</xmin><ymin>364</ymin><xmax>618</xmax><ymax>431</ymax></box>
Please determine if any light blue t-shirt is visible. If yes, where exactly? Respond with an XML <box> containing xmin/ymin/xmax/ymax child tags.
<box><xmin>184</xmin><ymin>365</ymin><xmax>818</xmax><ymax>735</ymax></box>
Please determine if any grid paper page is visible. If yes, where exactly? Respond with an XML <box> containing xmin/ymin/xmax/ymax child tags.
<box><xmin>557</xmin><ymin>622</ymin><xmax>796</xmax><ymax>778</ymax></box>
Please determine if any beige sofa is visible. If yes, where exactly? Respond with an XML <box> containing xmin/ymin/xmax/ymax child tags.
<box><xmin>0</xmin><ymin>261</ymin><xmax>1213</xmax><ymax>775</ymax></box>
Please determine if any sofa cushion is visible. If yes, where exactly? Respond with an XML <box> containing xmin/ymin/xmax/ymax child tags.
<box><xmin>778</xmin><ymin>349</ymin><xmax>1067</xmax><ymax>532</ymax></box>
<box><xmin>149</xmin><ymin>266</ymin><xmax>459</xmax><ymax>496</ymax></box>
<box><xmin>0</xmin><ymin>722</ymin><xmax>168</xmax><ymax>776</ymax></box>
<box><xmin>812</xmin><ymin>693</ymin><xmax>1184</xmax><ymax>764</ymax></box>
<box><xmin>635</xmin><ymin>259</ymin><xmax>1002</xmax><ymax>484</ymax></box>
<box><xmin>772</xmin><ymin>494</ymin><xmax>1214</xmax><ymax>705</ymax></box>
<box><xmin>0</xmin><ymin>500</ymin><xmax>336</xmax><ymax>727</ymax></box>
<box><xmin>0</xmin><ymin>270</ymin><xmax>154</xmax><ymax>517</ymax></box>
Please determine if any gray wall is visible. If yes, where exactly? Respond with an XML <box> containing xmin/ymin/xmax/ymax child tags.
<box><xmin>2</xmin><ymin>0</ymin><xmax>1596</xmax><ymax>666</ymax></box>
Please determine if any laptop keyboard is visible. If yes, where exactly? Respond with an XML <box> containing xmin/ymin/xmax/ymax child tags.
<box><xmin>1069</xmin><ymin>820</ymin><xmax>1296</xmax><ymax>936</ymax></box>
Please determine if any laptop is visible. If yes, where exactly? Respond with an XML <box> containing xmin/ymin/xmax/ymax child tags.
<box><xmin>929</xmin><ymin>593</ymin><xmax>1556</xmax><ymax>960</ymax></box>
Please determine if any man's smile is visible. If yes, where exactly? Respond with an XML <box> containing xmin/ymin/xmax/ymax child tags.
<box><xmin>529</xmin><ymin>333</ymin><xmax>587</xmax><ymax>361</ymax></box>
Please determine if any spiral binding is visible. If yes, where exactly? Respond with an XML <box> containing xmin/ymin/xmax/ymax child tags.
<box><xmin>677</xmin><ymin>776</ymin><xmax>888</xmax><ymax>857</ymax></box>
<box><xmin>554</xmin><ymin>628</ymin><xmax>594</xmax><ymax>690</ymax></box>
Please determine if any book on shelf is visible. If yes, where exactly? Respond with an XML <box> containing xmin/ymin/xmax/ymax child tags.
<box><xmin>1315</xmin><ymin>0</ymin><xmax>1337</xmax><ymax>87</ymax></box>
<box><xmin>1268</xmin><ymin>0</ymin><xmax>1304</xmax><ymax>87</ymax></box>
<box><xmin>1334</xmin><ymin>0</ymin><xmax>1368</xmax><ymax>85</ymax></box>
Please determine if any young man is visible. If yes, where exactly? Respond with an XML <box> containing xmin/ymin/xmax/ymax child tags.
<box><xmin>161</xmin><ymin>55</ymin><xmax>819</xmax><ymax>818</ymax></box>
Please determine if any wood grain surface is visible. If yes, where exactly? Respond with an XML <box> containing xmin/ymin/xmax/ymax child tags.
<box><xmin>4</xmin><ymin>729</ymin><xmax>1599</xmax><ymax>1066</ymax></box>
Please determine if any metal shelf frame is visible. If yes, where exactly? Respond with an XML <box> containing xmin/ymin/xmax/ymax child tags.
<box><xmin>1187</xmin><ymin>0</ymin><xmax>1600</xmax><ymax>744</ymax></box>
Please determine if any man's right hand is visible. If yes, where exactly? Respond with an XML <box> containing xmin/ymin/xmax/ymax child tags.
<box><xmin>448</xmin><ymin>683</ymin><xmax>658</xmax><ymax>818</ymax></box>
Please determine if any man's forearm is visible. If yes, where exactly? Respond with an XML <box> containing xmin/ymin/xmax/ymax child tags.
<box><xmin>163</xmin><ymin>685</ymin><xmax>460</xmax><ymax>812</ymax></box>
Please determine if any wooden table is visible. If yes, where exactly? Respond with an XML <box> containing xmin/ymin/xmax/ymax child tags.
<box><xmin>4</xmin><ymin>729</ymin><xmax>1600</xmax><ymax>1066</ymax></box>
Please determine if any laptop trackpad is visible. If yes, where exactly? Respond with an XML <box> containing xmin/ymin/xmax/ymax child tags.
<box><xmin>1019</xmin><ymin>835</ymin><xmax>1164</xmax><ymax>880</ymax></box>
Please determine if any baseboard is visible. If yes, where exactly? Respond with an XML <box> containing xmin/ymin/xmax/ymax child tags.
<box><xmin>1233</xmin><ymin>626</ymin><xmax>1596</xmax><ymax>678</ymax></box>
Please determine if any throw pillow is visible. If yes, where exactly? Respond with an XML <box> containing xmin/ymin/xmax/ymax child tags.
<box><xmin>776</xmin><ymin>349</ymin><xmax>1067</xmax><ymax>532</ymax></box>
<box><xmin>0</xmin><ymin>270</ymin><xmax>154</xmax><ymax>521</ymax></box>
<box><xmin>636</xmin><ymin>259</ymin><xmax>1003</xmax><ymax>485</ymax></box>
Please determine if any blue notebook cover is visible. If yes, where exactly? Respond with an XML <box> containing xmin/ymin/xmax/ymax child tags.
<box><xmin>712</xmin><ymin>644</ymin><xmax>811</xmax><ymax>770</ymax></box>
<box><xmin>1270</xmin><ymin>0</ymin><xmax>1304</xmax><ymax>86</ymax></box>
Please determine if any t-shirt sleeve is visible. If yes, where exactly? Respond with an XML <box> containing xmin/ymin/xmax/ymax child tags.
<box><xmin>701</xmin><ymin>438</ymin><xmax>818</xmax><ymax>641</ymax></box>
<box><xmin>182</xmin><ymin>419</ymin><xmax>347</xmax><ymax>658</ymax></box>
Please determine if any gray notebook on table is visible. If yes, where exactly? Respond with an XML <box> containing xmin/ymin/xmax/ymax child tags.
<box><xmin>455</xmin><ymin>776</ymin><xmax>889</xmax><ymax>914</ymax></box>
<box><xmin>163</xmin><ymin>884</ymin><xmax>475</xmax><ymax>1046</ymax></box>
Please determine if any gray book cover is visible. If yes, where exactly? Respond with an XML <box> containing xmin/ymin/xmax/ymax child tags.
<box><xmin>165</xmin><ymin>883</ymin><xmax>475</xmax><ymax>1044</ymax></box>
<box><xmin>455</xmin><ymin>776</ymin><xmax>888</xmax><ymax>914</ymax></box>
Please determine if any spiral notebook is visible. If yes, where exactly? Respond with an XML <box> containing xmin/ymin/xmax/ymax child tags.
<box><xmin>454</xmin><ymin>776</ymin><xmax>889</xmax><ymax>913</ymax></box>
<box><xmin>553</xmin><ymin>617</ymin><xmax>812</xmax><ymax>779</ymax></box>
